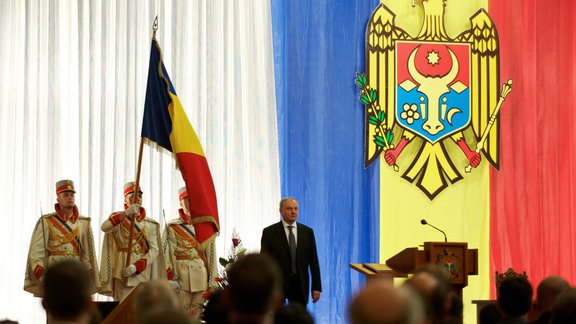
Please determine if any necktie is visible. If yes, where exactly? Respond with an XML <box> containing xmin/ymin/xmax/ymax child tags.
<box><xmin>288</xmin><ymin>225</ymin><xmax>297</xmax><ymax>274</ymax></box>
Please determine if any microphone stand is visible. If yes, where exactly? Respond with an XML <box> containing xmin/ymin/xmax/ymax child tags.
<box><xmin>421</xmin><ymin>219</ymin><xmax>448</xmax><ymax>242</ymax></box>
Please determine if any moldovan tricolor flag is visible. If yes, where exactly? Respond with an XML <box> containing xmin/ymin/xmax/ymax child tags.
<box><xmin>141</xmin><ymin>38</ymin><xmax>219</xmax><ymax>246</ymax></box>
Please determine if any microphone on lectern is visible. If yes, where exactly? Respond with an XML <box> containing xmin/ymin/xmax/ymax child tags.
<box><xmin>420</xmin><ymin>219</ymin><xmax>448</xmax><ymax>242</ymax></box>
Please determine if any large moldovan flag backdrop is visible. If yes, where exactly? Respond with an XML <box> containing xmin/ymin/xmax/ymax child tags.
<box><xmin>1</xmin><ymin>0</ymin><xmax>574</xmax><ymax>323</ymax></box>
<box><xmin>273</xmin><ymin>0</ymin><xmax>576</xmax><ymax>323</ymax></box>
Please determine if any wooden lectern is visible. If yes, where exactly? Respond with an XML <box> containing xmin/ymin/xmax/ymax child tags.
<box><xmin>387</xmin><ymin>242</ymin><xmax>478</xmax><ymax>297</ymax></box>
<box><xmin>349</xmin><ymin>263</ymin><xmax>408</xmax><ymax>285</ymax></box>
<box><xmin>351</xmin><ymin>242</ymin><xmax>478</xmax><ymax>297</ymax></box>
<box><xmin>99</xmin><ymin>283</ymin><xmax>142</xmax><ymax>324</ymax></box>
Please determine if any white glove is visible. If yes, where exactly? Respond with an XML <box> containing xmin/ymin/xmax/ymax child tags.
<box><xmin>123</xmin><ymin>264</ymin><xmax>137</xmax><ymax>277</ymax></box>
<box><xmin>169</xmin><ymin>280</ymin><xmax>180</xmax><ymax>291</ymax></box>
<box><xmin>126</xmin><ymin>204</ymin><xmax>140</xmax><ymax>216</ymax></box>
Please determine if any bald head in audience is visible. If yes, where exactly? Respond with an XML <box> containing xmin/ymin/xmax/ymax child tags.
<box><xmin>529</xmin><ymin>276</ymin><xmax>570</xmax><ymax>323</ymax></box>
<box><xmin>133</xmin><ymin>279</ymin><xmax>180</xmax><ymax>323</ymax></box>
<box><xmin>139</xmin><ymin>307</ymin><xmax>197</xmax><ymax>324</ymax></box>
<box><xmin>403</xmin><ymin>264</ymin><xmax>452</xmax><ymax>323</ymax></box>
<box><xmin>536</xmin><ymin>276</ymin><xmax>570</xmax><ymax>310</ymax></box>
<box><xmin>349</xmin><ymin>280</ymin><xmax>424</xmax><ymax>324</ymax></box>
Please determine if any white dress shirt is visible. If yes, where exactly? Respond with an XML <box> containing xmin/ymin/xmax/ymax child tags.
<box><xmin>282</xmin><ymin>219</ymin><xmax>297</xmax><ymax>245</ymax></box>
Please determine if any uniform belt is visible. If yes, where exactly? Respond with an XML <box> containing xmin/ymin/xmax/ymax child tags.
<box><xmin>117</xmin><ymin>246</ymin><xmax>145</xmax><ymax>254</ymax></box>
<box><xmin>175</xmin><ymin>255</ymin><xmax>199</xmax><ymax>260</ymax></box>
<box><xmin>48</xmin><ymin>250</ymin><xmax>77</xmax><ymax>256</ymax></box>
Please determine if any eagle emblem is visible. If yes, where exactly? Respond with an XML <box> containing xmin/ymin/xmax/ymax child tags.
<box><xmin>356</xmin><ymin>0</ymin><xmax>512</xmax><ymax>199</ymax></box>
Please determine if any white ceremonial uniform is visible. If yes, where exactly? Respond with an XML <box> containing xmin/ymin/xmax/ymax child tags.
<box><xmin>24</xmin><ymin>208</ymin><xmax>100</xmax><ymax>296</ymax></box>
<box><xmin>162</xmin><ymin>209</ymin><xmax>217</xmax><ymax>314</ymax></box>
<box><xmin>99</xmin><ymin>209</ymin><xmax>166</xmax><ymax>301</ymax></box>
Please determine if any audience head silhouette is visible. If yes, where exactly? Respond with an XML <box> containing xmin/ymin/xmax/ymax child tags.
<box><xmin>536</xmin><ymin>276</ymin><xmax>570</xmax><ymax>309</ymax></box>
<box><xmin>138</xmin><ymin>307</ymin><xmax>196</xmax><ymax>324</ymax></box>
<box><xmin>550</xmin><ymin>287</ymin><xmax>576</xmax><ymax>324</ymax></box>
<box><xmin>528</xmin><ymin>275</ymin><xmax>570</xmax><ymax>323</ymax></box>
<box><xmin>478</xmin><ymin>302</ymin><xmax>503</xmax><ymax>324</ymax></box>
<box><xmin>133</xmin><ymin>279</ymin><xmax>180</xmax><ymax>323</ymax></box>
<box><xmin>275</xmin><ymin>302</ymin><xmax>314</xmax><ymax>324</ymax></box>
<box><xmin>203</xmin><ymin>288</ymin><xmax>231</xmax><ymax>324</ymax></box>
<box><xmin>497</xmin><ymin>275</ymin><xmax>533</xmax><ymax>318</ymax></box>
<box><xmin>42</xmin><ymin>260</ymin><xmax>94</xmax><ymax>324</ymax></box>
<box><xmin>227</xmin><ymin>253</ymin><xmax>282</xmax><ymax>324</ymax></box>
<box><xmin>349</xmin><ymin>280</ymin><xmax>424</xmax><ymax>324</ymax></box>
<box><xmin>403</xmin><ymin>264</ymin><xmax>452</xmax><ymax>323</ymax></box>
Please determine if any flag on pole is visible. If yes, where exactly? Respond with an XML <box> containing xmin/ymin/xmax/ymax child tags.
<box><xmin>141</xmin><ymin>38</ymin><xmax>219</xmax><ymax>246</ymax></box>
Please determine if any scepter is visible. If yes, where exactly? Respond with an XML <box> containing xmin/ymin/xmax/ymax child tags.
<box><xmin>465</xmin><ymin>80</ymin><xmax>513</xmax><ymax>173</ymax></box>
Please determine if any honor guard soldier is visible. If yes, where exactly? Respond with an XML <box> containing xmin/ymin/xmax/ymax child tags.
<box><xmin>162</xmin><ymin>186</ymin><xmax>217</xmax><ymax>317</ymax></box>
<box><xmin>24</xmin><ymin>180</ymin><xmax>100</xmax><ymax>296</ymax></box>
<box><xmin>99</xmin><ymin>181</ymin><xmax>165</xmax><ymax>301</ymax></box>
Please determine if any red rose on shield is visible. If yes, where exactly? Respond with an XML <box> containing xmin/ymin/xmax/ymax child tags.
<box><xmin>232</xmin><ymin>238</ymin><xmax>240</xmax><ymax>247</ymax></box>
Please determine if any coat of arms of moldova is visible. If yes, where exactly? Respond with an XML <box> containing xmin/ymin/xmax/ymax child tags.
<box><xmin>356</xmin><ymin>0</ymin><xmax>512</xmax><ymax>200</ymax></box>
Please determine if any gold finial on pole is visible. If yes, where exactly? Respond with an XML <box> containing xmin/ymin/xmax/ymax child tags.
<box><xmin>152</xmin><ymin>15</ymin><xmax>159</xmax><ymax>39</ymax></box>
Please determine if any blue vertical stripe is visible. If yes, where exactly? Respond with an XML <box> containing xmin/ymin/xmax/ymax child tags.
<box><xmin>141</xmin><ymin>40</ymin><xmax>174</xmax><ymax>151</ymax></box>
<box><xmin>272</xmin><ymin>1</ymin><xmax>380</xmax><ymax>322</ymax></box>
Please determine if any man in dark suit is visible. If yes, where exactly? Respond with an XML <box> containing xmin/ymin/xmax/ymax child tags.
<box><xmin>261</xmin><ymin>197</ymin><xmax>322</xmax><ymax>305</ymax></box>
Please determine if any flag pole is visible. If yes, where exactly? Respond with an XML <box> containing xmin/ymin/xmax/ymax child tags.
<box><xmin>123</xmin><ymin>16</ymin><xmax>158</xmax><ymax>286</ymax></box>
<box><xmin>124</xmin><ymin>138</ymin><xmax>145</xmax><ymax>286</ymax></box>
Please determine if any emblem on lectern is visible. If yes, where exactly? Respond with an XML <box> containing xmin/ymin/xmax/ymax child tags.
<box><xmin>437</xmin><ymin>248</ymin><xmax>459</xmax><ymax>279</ymax></box>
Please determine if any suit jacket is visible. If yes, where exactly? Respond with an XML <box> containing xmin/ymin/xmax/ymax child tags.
<box><xmin>261</xmin><ymin>221</ymin><xmax>321</xmax><ymax>303</ymax></box>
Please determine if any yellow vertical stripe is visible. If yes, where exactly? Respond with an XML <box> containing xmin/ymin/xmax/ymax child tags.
<box><xmin>168</xmin><ymin>93</ymin><xmax>205</xmax><ymax>156</ymax></box>
<box><xmin>380</xmin><ymin>160</ymin><xmax>490</xmax><ymax>324</ymax></box>
<box><xmin>379</xmin><ymin>2</ymin><xmax>490</xmax><ymax>323</ymax></box>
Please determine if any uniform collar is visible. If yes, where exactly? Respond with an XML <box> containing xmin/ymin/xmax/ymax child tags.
<box><xmin>54</xmin><ymin>203</ymin><xmax>79</xmax><ymax>223</ymax></box>
<box><xmin>179</xmin><ymin>208</ymin><xmax>193</xmax><ymax>224</ymax></box>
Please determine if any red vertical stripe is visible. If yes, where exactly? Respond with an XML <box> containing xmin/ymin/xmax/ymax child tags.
<box><xmin>489</xmin><ymin>0</ymin><xmax>576</xmax><ymax>297</ymax></box>
<box><xmin>176</xmin><ymin>152</ymin><xmax>219</xmax><ymax>244</ymax></box>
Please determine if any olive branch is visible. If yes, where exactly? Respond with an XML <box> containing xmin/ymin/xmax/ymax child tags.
<box><xmin>355</xmin><ymin>72</ymin><xmax>394</xmax><ymax>150</ymax></box>
<box><xmin>355</xmin><ymin>73</ymin><xmax>399</xmax><ymax>171</ymax></box>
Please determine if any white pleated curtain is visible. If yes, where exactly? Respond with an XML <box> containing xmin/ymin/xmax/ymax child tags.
<box><xmin>0</xmin><ymin>1</ymin><xmax>280</xmax><ymax>322</ymax></box>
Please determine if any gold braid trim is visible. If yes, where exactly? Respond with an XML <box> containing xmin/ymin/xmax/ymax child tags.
<box><xmin>173</xmin><ymin>230</ymin><xmax>198</xmax><ymax>249</ymax></box>
<box><xmin>172</xmin><ymin>226</ymin><xmax>208</xmax><ymax>271</ymax></box>
<box><xmin>119</xmin><ymin>224</ymin><xmax>149</xmax><ymax>252</ymax></box>
<box><xmin>46</xmin><ymin>221</ymin><xmax>80</xmax><ymax>248</ymax></box>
